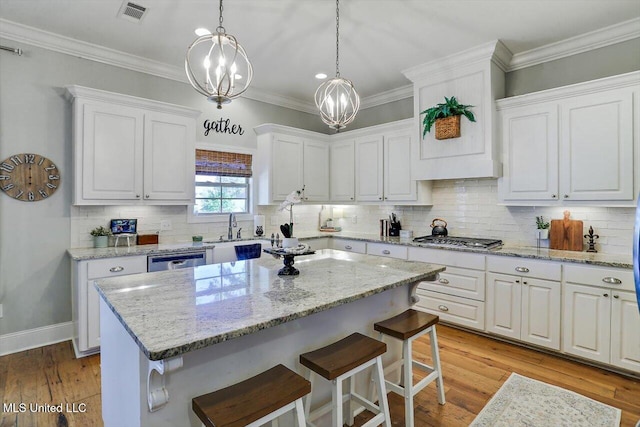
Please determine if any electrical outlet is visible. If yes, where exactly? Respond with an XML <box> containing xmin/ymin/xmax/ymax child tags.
<box><xmin>160</xmin><ymin>220</ymin><xmax>172</xmax><ymax>231</ymax></box>
<box><xmin>351</xmin><ymin>215</ymin><xmax>357</xmax><ymax>224</ymax></box>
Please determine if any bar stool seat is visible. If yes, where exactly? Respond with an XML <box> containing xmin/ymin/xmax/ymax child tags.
<box><xmin>192</xmin><ymin>364</ymin><xmax>310</xmax><ymax>427</ymax></box>
<box><xmin>300</xmin><ymin>333</ymin><xmax>391</xmax><ymax>427</ymax></box>
<box><xmin>374</xmin><ymin>309</ymin><xmax>445</xmax><ymax>427</ymax></box>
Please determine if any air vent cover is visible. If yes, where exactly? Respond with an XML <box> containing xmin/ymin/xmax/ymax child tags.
<box><xmin>118</xmin><ymin>1</ymin><xmax>147</xmax><ymax>23</ymax></box>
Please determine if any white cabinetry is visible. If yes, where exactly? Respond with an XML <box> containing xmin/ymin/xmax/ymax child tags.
<box><xmin>497</xmin><ymin>72</ymin><xmax>639</xmax><ymax>206</ymax></box>
<box><xmin>366</xmin><ymin>242</ymin><xmax>408</xmax><ymax>259</ymax></box>
<box><xmin>409</xmin><ymin>247</ymin><xmax>486</xmax><ymax>331</ymax></box>
<box><xmin>66</xmin><ymin>86</ymin><xmax>199</xmax><ymax>205</ymax></box>
<box><xmin>330</xmin><ymin>238</ymin><xmax>366</xmax><ymax>254</ymax></box>
<box><xmin>563</xmin><ymin>264</ymin><xmax>639</xmax><ymax>373</ymax></box>
<box><xmin>486</xmin><ymin>257</ymin><xmax>561</xmax><ymax>350</ymax></box>
<box><xmin>330</xmin><ymin>140</ymin><xmax>355</xmax><ymax>202</ymax></box>
<box><xmin>71</xmin><ymin>256</ymin><xmax>147</xmax><ymax>357</ymax></box>
<box><xmin>255</xmin><ymin>124</ymin><xmax>330</xmax><ymax>204</ymax></box>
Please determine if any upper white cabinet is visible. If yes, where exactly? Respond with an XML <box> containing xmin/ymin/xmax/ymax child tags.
<box><xmin>403</xmin><ymin>40</ymin><xmax>512</xmax><ymax>180</ymax></box>
<box><xmin>497</xmin><ymin>71</ymin><xmax>639</xmax><ymax>206</ymax></box>
<box><xmin>355</xmin><ymin>135</ymin><xmax>384</xmax><ymax>201</ymax></box>
<box><xmin>255</xmin><ymin>124</ymin><xmax>330</xmax><ymax>204</ymax></box>
<box><xmin>66</xmin><ymin>86</ymin><xmax>199</xmax><ymax>205</ymax></box>
<box><xmin>329</xmin><ymin>140</ymin><xmax>355</xmax><ymax>202</ymax></box>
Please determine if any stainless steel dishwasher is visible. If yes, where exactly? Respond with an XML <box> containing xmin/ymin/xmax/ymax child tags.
<box><xmin>147</xmin><ymin>250</ymin><xmax>206</xmax><ymax>272</ymax></box>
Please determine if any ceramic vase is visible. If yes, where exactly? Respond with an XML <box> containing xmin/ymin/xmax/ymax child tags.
<box><xmin>282</xmin><ymin>237</ymin><xmax>299</xmax><ymax>248</ymax></box>
<box><xmin>94</xmin><ymin>235</ymin><xmax>108</xmax><ymax>248</ymax></box>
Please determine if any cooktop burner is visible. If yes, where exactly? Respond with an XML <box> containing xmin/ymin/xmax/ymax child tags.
<box><xmin>412</xmin><ymin>235</ymin><xmax>503</xmax><ymax>250</ymax></box>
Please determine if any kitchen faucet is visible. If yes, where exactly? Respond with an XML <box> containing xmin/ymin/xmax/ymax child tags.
<box><xmin>228</xmin><ymin>213</ymin><xmax>237</xmax><ymax>240</ymax></box>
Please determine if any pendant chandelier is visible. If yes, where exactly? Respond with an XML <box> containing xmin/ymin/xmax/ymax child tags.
<box><xmin>315</xmin><ymin>0</ymin><xmax>360</xmax><ymax>131</ymax></box>
<box><xmin>185</xmin><ymin>0</ymin><xmax>253</xmax><ymax>109</ymax></box>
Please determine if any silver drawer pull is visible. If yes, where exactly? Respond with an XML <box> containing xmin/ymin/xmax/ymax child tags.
<box><xmin>515</xmin><ymin>267</ymin><xmax>530</xmax><ymax>273</ymax></box>
<box><xmin>344</xmin><ymin>245</ymin><xmax>352</xmax><ymax>250</ymax></box>
<box><xmin>438</xmin><ymin>305</ymin><xmax>449</xmax><ymax>312</ymax></box>
<box><xmin>109</xmin><ymin>266</ymin><xmax>124</xmax><ymax>273</ymax></box>
<box><xmin>602</xmin><ymin>277</ymin><xmax>622</xmax><ymax>285</ymax></box>
<box><xmin>382</xmin><ymin>250</ymin><xmax>391</xmax><ymax>255</ymax></box>
<box><xmin>438</xmin><ymin>278</ymin><xmax>450</xmax><ymax>284</ymax></box>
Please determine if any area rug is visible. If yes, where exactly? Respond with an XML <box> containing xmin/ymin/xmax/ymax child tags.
<box><xmin>470</xmin><ymin>373</ymin><xmax>622</xmax><ymax>427</ymax></box>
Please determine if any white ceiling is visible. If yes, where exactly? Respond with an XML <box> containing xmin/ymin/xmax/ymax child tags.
<box><xmin>1</xmin><ymin>0</ymin><xmax>639</xmax><ymax>108</ymax></box>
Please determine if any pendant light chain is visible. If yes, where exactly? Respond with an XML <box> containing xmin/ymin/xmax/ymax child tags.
<box><xmin>217</xmin><ymin>0</ymin><xmax>225</xmax><ymax>33</ymax></box>
<box><xmin>335</xmin><ymin>0</ymin><xmax>340</xmax><ymax>77</ymax></box>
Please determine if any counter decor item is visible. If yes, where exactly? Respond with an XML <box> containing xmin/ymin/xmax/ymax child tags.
<box><xmin>137</xmin><ymin>234</ymin><xmax>159</xmax><ymax>245</ymax></box>
<box><xmin>254</xmin><ymin>215</ymin><xmax>265</xmax><ymax>236</ymax></box>
<box><xmin>192</xmin><ymin>235</ymin><xmax>203</xmax><ymax>243</ymax></box>
<box><xmin>420</xmin><ymin>96</ymin><xmax>476</xmax><ymax>140</ymax></box>
<box><xmin>536</xmin><ymin>216</ymin><xmax>550</xmax><ymax>240</ymax></box>
<box><xmin>550</xmin><ymin>210</ymin><xmax>583</xmax><ymax>251</ymax></box>
<box><xmin>90</xmin><ymin>226</ymin><xmax>111</xmax><ymax>248</ymax></box>
<box><xmin>278</xmin><ymin>187</ymin><xmax>303</xmax><ymax>248</ymax></box>
<box><xmin>584</xmin><ymin>226</ymin><xmax>599</xmax><ymax>253</ymax></box>
<box><xmin>430</xmin><ymin>218</ymin><xmax>448</xmax><ymax>236</ymax></box>
<box><xmin>263</xmin><ymin>244</ymin><xmax>315</xmax><ymax>276</ymax></box>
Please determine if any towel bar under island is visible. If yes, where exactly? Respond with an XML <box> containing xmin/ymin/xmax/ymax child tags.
<box><xmin>95</xmin><ymin>249</ymin><xmax>444</xmax><ymax>427</ymax></box>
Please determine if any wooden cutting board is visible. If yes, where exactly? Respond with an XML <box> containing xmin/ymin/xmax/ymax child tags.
<box><xmin>549</xmin><ymin>219</ymin><xmax>583</xmax><ymax>251</ymax></box>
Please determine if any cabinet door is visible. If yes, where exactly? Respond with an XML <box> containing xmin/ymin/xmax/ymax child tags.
<box><xmin>271</xmin><ymin>134</ymin><xmax>304</xmax><ymax>200</ymax></box>
<box><xmin>560</xmin><ymin>88</ymin><xmax>634</xmax><ymax>201</ymax></box>
<box><xmin>303</xmin><ymin>140</ymin><xmax>329</xmax><ymax>201</ymax></box>
<box><xmin>330</xmin><ymin>140</ymin><xmax>355</xmax><ymax>202</ymax></box>
<box><xmin>500</xmin><ymin>105</ymin><xmax>559</xmax><ymax>201</ymax></box>
<box><xmin>610</xmin><ymin>290</ymin><xmax>640</xmax><ymax>372</ymax></box>
<box><xmin>143</xmin><ymin>112</ymin><xmax>195</xmax><ymax>201</ymax></box>
<box><xmin>521</xmin><ymin>277</ymin><xmax>561</xmax><ymax>350</ymax></box>
<box><xmin>81</xmin><ymin>102</ymin><xmax>144</xmax><ymax>200</ymax></box>
<box><xmin>384</xmin><ymin>132</ymin><xmax>417</xmax><ymax>201</ymax></box>
<box><xmin>86</xmin><ymin>280</ymin><xmax>101</xmax><ymax>349</ymax></box>
<box><xmin>486</xmin><ymin>273</ymin><xmax>521</xmax><ymax>340</ymax></box>
<box><xmin>563</xmin><ymin>283</ymin><xmax>610</xmax><ymax>363</ymax></box>
<box><xmin>355</xmin><ymin>135</ymin><xmax>383</xmax><ymax>201</ymax></box>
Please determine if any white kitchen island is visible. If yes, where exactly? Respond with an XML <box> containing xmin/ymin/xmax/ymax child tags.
<box><xmin>95</xmin><ymin>249</ymin><xmax>444</xmax><ymax>427</ymax></box>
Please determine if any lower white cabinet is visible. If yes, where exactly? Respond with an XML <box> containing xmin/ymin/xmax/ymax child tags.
<box><xmin>71</xmin><ymin>255</ymin><xmax>147</xmax><ymax>356</ymax></box>
<box><xmin>366</xmin><ymin>242</ymin><xmax>407</xmax><ymax>259</ymax></box>
<box><xmin>330</xmin><ymin>238</ymin><xmax>366</xmax><ymax>254</ymax></box>
<box><xmin>563</xmin><ymin>264</ymin><xmax>639</xmax><ymax>372</ymax></box>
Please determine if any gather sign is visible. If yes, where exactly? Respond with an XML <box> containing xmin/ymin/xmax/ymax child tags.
<box><xmin>203</xmin><ymin>118</ymin><xmax>245</xmax><ymax>137</ymax></box>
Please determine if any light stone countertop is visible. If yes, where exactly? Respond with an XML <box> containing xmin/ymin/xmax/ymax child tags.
<box><xmin>95</xmin><ymin>249</ymin><xmax>445</xmax><ymax>361</ymax></box>
<box><xmin>68</xmin><ymin>232</ymin><xmax>632</xmax><ymax>269</ymax></box>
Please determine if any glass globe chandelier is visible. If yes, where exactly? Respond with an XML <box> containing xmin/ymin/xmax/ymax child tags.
<box><xmin>185</xmin><ymin>0</ymin><xmax>253</xmax><ymax>109</ymax></box>
<box><xmin>315</xmin><ymin>0</ymin><xmax>360</xmax><ymax>131</ymax></box>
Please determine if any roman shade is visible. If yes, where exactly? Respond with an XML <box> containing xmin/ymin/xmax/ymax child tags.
<box><xmin>195</xmin><ymin>149</ymin><xmax>252</xmax><ymax>178</ymax></box>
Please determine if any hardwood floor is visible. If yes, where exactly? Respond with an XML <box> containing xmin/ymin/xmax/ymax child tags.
<box><xmin>1</xmin><ymin>325</ymin><xmax>639</xmax><ymax>426</ymax></box>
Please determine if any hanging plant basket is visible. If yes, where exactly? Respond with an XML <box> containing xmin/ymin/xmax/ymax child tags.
<box><xmin>435</xmin><ymin>115</ymin><xmax>461</xmax><ymax>140</ymax></box>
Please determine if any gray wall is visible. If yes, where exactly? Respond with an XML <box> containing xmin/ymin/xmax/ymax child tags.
<box><xmin>0</xmin><ymin>39</ymin><xmax>323</xmax><ymax>336</ymax></box>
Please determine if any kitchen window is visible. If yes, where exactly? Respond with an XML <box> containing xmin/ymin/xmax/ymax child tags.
<box><xmin>191</xmin><ymin>149</ymin><xmax>252</xmax><ymax>219</ymax></box>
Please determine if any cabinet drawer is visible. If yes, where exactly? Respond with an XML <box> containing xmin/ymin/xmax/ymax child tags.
<box><xmin>564</xmin><ymin>264</ymin><xmax>634</xmax><ymax>292</ymax></box>
<box><xmin>87</xmin><ymin>256</ymin><xmax>147</xmax><ymax>279</ymax></box>
<box><xmin>367</xmin><ymin>243</ymin><xmax>407</xmax><ymax>259</ymax></box>
<box><xmin>408</xmin><ymin>247</ymin><xmax>485</xmax><ymax>270</ymax></box>
<box><xmin>414</xmin><ymin>290</ymin><xmax>485</xmax><ymax>331</ymax></box>
<box><xmin>330</xmin><ymin>239</ymin><xmax>366</xmax><ymax>254</ymax></box>
<box><xmin>487</xmin><ymin>256</ymin><xmax>561</xmax><ymax>281</ymax></box>
<box><xmin>418</xmin><ymin>267</ymin><xmax>485</xmax><ymax>301</ymax></box>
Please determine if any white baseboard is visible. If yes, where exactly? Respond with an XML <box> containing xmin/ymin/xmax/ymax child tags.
<box><xmin>0</xmin><ymin>321</ymin><xmax>73</xmax><ymax>356</ymax></box>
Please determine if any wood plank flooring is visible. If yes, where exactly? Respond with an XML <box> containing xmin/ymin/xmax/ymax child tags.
<box><xmin>1</xmin><ymin>325</ymin><xmax>638</xmax><ymax>426</ymax></box>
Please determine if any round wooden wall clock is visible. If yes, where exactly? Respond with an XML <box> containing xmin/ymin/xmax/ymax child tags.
<box><xmin>0</xmin><ymin>153</ymin><xmax>61</xmax><ymax>202</ymax></box>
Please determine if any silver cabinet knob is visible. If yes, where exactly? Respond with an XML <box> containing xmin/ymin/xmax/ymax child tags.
<box><xmin>382</xmin><ymin>250</ymin><xmax>391</xmax><ymax>255</ymax></box>
<box><xmin>551</xmin><ymin>194</ymin><xmax>557</xmax><ymax>198</ymax></box>
<box><xmin>515</xmin><ymin>266</ymin><xmax>530</xmax><ymax>273</ymax></box>
<box><xmin>602</xmin><ymin>277</ymin><xmax>622</xmax><ymax>285</ymax></box>
<box><xmin>145</xmin><ymin>194</ymin><xmax>150</xmax><ymax>199</ymax></box>
<box><xmin>378</xmin><ymin>197</ymin><xmax>382</xmax><ymax>200</ymax></box>
<box><xmin>136</xmin><ymin>194</ymin><xmax>141</xmax><ymax>198</ymax></box>
<box><xmin>109</xmin><ymin>266</ymin><xmax>124</xmax><ymax>273</ymax></box>
<box><xmin>603</xmin><ymin>293</ymin><xmax>609</xmax><ymax>298</ymax></box>
<box><xmin>438</xmin><ymin>305</ymin><xmax>449</xmax><ymax>312</ymax></box>
<box><xmin>523</xmin><ymin>281</ymin><xmax>528</xmax><ymax>285</ymax></box>
<box><xmin>438</xmin><ymin>278</ymin><xmax>449</xmax><ymax>284</ymax></box>
<box><xmin>613</xmin><ymin>295</ymin><xmax>619</xmax><ymax>299</ymax></box>
<box><xmin>350</xmin><ymin>197</ymin><xmax>354</xmax><ymax>200</ymax></box>
<box><xmin>564</xmin><ymin>194</ymin><xmax>569</xmax><ymax>198</ymax></box>
<box><xmin>515</xmin><ymin>279</ymin><xmax>520</xmax><ymax>283</ymax></box>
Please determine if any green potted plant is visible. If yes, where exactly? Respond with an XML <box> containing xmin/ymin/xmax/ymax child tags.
<box><xmin>420</xmin><ymin>96</ymin><xmax>476</xmax><ymax>140</ymax></box>
<box><xmin>90</xmin><ymin>226</ymin><xmax>112</xmax><ymax>248</ymax></box>
<box><xmin>536</xmin><ymin>216</ymin><xmax>550</xmax><ymax>240</ymax></box>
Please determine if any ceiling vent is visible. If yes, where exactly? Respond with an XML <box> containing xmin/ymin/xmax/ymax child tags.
<box><xmin>118</xmin><ymin>1</ymin><xmax>148</xmax><ymax>23</ymax></box>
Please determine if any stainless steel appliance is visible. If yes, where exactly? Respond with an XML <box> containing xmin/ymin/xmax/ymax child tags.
<box><xmin>634</xmin><ymin>193</ymin><xmax>640</xmax><ymax>312</ymax></box>
<box><xmin>147</xmin><ymin>250</ymin><xmax>206</xmax><ymax>272</ymax></box>
<box><xmin>413</xmin><ymin>235</ymin><xmax>503</xmax><ymax>250</ymax></box>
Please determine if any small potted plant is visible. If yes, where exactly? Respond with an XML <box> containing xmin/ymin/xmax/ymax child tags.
<box><xmin>420</xmin><ymin>96</ymin><xmax>476</xmax><ymax>140</ymax></box>
<box><xmin>90</xmin><ymin>226</ymin><xmax>112</xmax><ymax>248</ymax></box>
<box><xmin>278</xmin><ymin>187</ymin><xmax>304</xmax><ymax>248</ymax></box>
<box><xmin>536</xmin><ymin>216</ymin><xmax>550</xmax><ymax>240</ymax></box>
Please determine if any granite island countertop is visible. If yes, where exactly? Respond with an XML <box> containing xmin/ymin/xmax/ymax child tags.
<box><xmin>95</xmin><ymin>249</ymin><xmax>445</xmax><ymax>361</ymax></box>
<box><xmin>69</xmin><ymin>232</ymin><xmax>632</xmax><ymax>269</ymax></box>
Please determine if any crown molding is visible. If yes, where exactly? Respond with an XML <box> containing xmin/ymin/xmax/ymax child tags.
<box><xmin>360</xmin><ymin>84</ymin><xmax>413</xmax><ymax>109</ymax></box>
<box><xmin>508</xmin><ymin>18</ymin><xmax>640</xmax><ymax>71</ymax></box>
<box><xmin>244</xmin><ymin>86</ymin><xmax>317</xmax><ymax>114</ymax></box>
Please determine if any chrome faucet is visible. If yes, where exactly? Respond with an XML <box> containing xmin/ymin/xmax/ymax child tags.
<box><xmin>228</xmin><ymin>213</ymin><xmax>237</xmax><ymax>240</ymax></box>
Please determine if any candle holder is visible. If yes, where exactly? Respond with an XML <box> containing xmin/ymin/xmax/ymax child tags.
<box><xmin>584</xmin><ymin>226</ymin><xmax>599</xmax><ymax>253</ymax></box>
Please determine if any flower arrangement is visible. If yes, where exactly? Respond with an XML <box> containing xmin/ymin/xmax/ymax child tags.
<box><xmin>278</xmin><ymin>187</ymin><xmax>304</xmax><ymax>238</ymax></box>
<box><xmin>535</xmin><ymin>216</ymin><xmax>550</xmax><ymax>230</ymax></box>
<box><xmin>90</xmin><ymin>226</ymin><xmax>112</xmax><ymax>236</ymax></box>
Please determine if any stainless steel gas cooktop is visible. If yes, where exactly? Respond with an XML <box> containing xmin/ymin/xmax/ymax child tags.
<box><xmin>412</xmin><ymin>235</ymin><xmax>503</xmax><ymax>250</ymax></box>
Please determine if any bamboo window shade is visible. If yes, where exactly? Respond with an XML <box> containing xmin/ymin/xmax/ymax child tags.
<box><xmin>195</xmin><ymin>149</ymin><xmax>253</xmax><ymax>178</ymax></box>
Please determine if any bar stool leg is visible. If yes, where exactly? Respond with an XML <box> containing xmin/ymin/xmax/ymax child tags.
<box><xmin>346</xmin><ymin>376</ymin><xmax>355</xmax><ymax>426</ymax></box>
<box><xmin>403</xmin><ymin>339</ymin><xmax>414</xmax><ymax>427</ymax></box>
<box><xmin>304</xmin><ymin>369</ymin><xmax>315</xmax><ymax>420</ymax></box>
<box><xmin>294</xmin><ymin>398</ymin><xmax>306</xmax><ymax>427</ymax></box>
<box><xmin>430</xmin><ymin>326</ymin><xmax>446</xmax><ymax>405</ymax></box>
<box><xmin>372</xmin><ymin>355</ymin><xmax>392</xmax><ymax>427</ymax></box>
<box><xmin>332</xmin><ymin>378</ymin><xmax>343</xmax><ymax>427</ymax></box>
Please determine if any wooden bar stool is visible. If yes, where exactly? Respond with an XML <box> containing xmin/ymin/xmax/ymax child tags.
<box><xmin>373</xmin><ymin>309</ymin><xmax>445</xmax><ymax>427</ymax></box>
<box><xmin>192</xmin><ymin>364</ymin><xmax>310</xmax><ymax>427</ymax></box>
<box><xmin>299</xmin><ymin>333</ymin><xmax>391</xmax><ymax>427</ymax></box>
